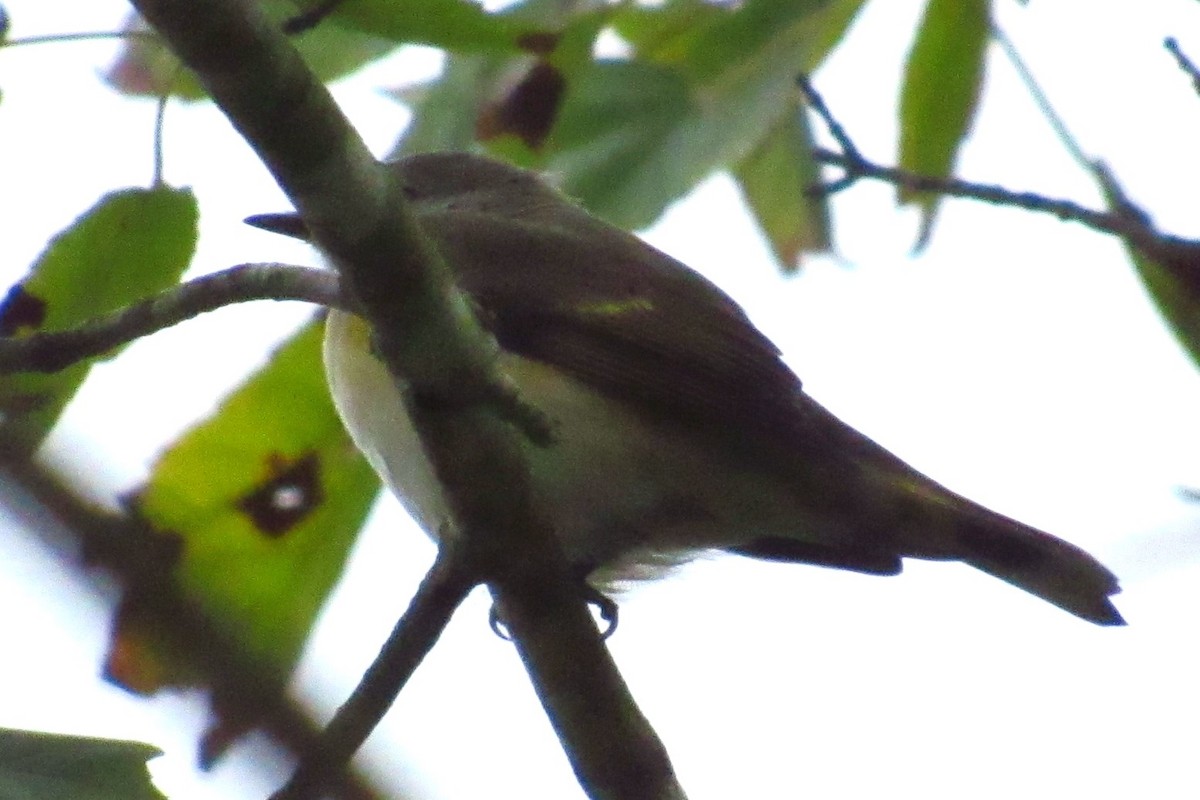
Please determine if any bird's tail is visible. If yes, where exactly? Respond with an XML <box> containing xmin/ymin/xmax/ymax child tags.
<box><xmin>954</xmin><ymin>509</ymin><xmax>1125</xmax><ymax>626</ymax></box>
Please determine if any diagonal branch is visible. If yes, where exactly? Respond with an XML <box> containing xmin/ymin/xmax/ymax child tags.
<box><xmin>1165</xmin><ymin>37</ymin><xmax>1200</xmax><ymax>99</ymax></box>
<box><xmin>272</xmin><ymin>545</ymin><xmax>477</xmax><ymax>800</ymax></box>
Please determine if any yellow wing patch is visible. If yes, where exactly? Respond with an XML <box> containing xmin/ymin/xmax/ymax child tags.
<box><xmin>571</xmin><ymin>297</ymin><xmax>654</xmax><ymax>316</ymax></box>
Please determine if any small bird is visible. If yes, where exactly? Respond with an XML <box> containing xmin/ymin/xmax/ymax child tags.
<box><xmin>247</xmin><ymin>152</ymin><xmax>1124</xmax><ymax>626</ymax></box>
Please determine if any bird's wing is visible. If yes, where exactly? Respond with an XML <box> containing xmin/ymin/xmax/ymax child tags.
<box><xmin>420</xmin><ymin>208</ymin><xmax>830</xmax><ymax>454</ymax></box>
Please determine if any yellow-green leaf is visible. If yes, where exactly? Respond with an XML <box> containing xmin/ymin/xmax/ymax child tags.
<box><xmin>112</xmin><ymin>320</ymin><xmax>379</xmax><ymax>754</ymax></box>
<box><xmin>898</xmin><ymin>0</ymin><xmax>990</xmax><ymax>247</ymax></box>
<box><xmin>0</xmin><ymin>186</ymin><xmax>197</xmax><ymax>456</ymax></box>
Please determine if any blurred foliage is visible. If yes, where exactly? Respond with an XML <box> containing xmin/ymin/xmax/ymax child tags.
<box><xmin>393</xmin><ymin>0</ymin><xmax>862</xmax><ymax>247</ymax></box>
<box><xmin>107</xmin><ymin>0</ymin><xmax>877</xmax><ymax>268</ymax></box>
<box><xmin>0</xmin><ymin>728</ymin><xmax>166</xmax><ymax>800</ymax></box>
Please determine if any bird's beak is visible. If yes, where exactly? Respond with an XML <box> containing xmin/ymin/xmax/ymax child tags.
<box><xmin>244</xmin><ymin>212</ymin><xmax>310</xmax><ymax>241</ymax></box>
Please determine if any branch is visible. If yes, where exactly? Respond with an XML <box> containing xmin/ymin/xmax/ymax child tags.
<box><xmin>1165</xmin><ymin>37</ymin><xmax>1200</xmax><ymax>99</ymax></box>
<box><xmin>0</xmin><ymin>457</ymin><xmax>386</xmax><ymax>800</ymax></box>
<box><xmin>0</xmin><ymin>264</ymin><xmax>345</xmax><ymax>374</ymax></box>
<box><xmin>282</xmin><ymin>0</ymin><xmax>344</xmax><ymax>35</ymax></box>
<box><xmin>990</xmin><ymin>23</ymin><xmax>1091</xmax><ymax>170</ymax></box>
<box><xmin>798</xmin><ymin>75</ymin><xmax>1200</xmax><ymax>271</ymax></box>
<box><xmin>126</xmin><ymin>1</ymin><xmax>683</xmax><ymax>798</ymax></box>
<box><xmin>272</xmin><ymin>546</ymin><xmax>476</xmax><ymax>800</ymax></box>
<box><xmin>0</xmin><ymin>30</ymin><xmax>159</xmax><ymax>48</ymax></box>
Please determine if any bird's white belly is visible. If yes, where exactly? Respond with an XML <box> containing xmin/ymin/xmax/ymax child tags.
<box><xmin>322</xmin><ymin>311</ymin><xmax>815</xmax><ymax>586</ymax></box>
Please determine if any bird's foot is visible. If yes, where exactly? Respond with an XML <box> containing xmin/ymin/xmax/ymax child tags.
<box><xmin>487</xmin><ymin>582</ymin><xmax>619</xmax><ymax>640</ymax></box>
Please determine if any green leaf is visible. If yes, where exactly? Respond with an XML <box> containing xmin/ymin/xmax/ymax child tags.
<box><xmin>545</xmin><ymin>60</ymin><xmax>696</xmax><ymax>227</ymax></box>
<box><xmin>462</xmin><ymin>7</ymin><xmax>612</xmax><ymax>152</ymax></box>
<box><xmin>612</xmin><ymin>0</ymin><xmax>863</xmax><ymax>82</ymax></box>
<box><xmin>0</xmin><ymin>186</ymin><xmax>197</xmax><ymax>456</ymax></box>
<box><xmin>329</xmin><ymin>0</ymin><xmax>533</xmax><ymax>52</ymax></box>
<box><xmin>392</xmin><ymin>54</ymin><xmax>505</xmax><ymax>157</ymax></box>
<box><xmin>395</xmin><ymin>0</ymin><xmax>865</xmax><ymax>233</ymax></box>
<box><xmin>609</xmin><ymin>0</ymin><xmax>728</xmax><ymax>64</ymax></box>
<box><xmin>898</xmin><ymin>0</ymin><xmax>990</xmax><ymax>246</ymax></box>
<box><xmin>392</xmin><ymin>55</ymin><xmax>502</xmax><ymax>157</ymax></box>
<box><xmin>733</xmin><ymin>99</ymin><xmax>831</xmax><ymax>270</ymax></box>
<box><xmin>1100</xmin><ymin>165</ymin><xmax>1200</xmax><ymax>370</ymax></box>
<box><xmin>1128</xmin><ymin>243</ymin><xmax>1200</xmax><ymax>367</ymax></box>
<box><xmin>547</xmin><ymin>0</ymin><xmax>866</xmax><ymax>230</ymax></box>
<box><xmin>0</xmin><ymin>728</ymin><xmax>166</xmax><ymax>800</ymax></box>
<box><xmin>392</xmin><ymin>4</ymin><xmax>612</xmax><ymax>159</ymax></box>
<box><xmin>112</xmin><ymin>319</ymin><xmax>380</xmax><ymax>710</ymax></box>
<box><xmin>107</xmin><ymin>2</ymin><xmax>398</xmax><ymax>101</ymax></box>
<box><xmin>640</xmin><ymin>0</ymin><xmax>850</xmax><ymax>83</ymax></box>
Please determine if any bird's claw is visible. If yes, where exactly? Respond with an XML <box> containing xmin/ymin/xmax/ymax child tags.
<box><xmin>487</xmin><ymin>585</ymin><xmax>619</xmax><ymax>640</ymax></box>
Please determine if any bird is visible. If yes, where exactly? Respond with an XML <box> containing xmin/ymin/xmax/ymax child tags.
<box><xmin>246</xmin><ymin>151</ymin><xmax>1124</xmax><ymax>627</ymax></box>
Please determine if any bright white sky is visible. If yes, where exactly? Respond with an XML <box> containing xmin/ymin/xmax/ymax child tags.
<box><xmin>2</xmin><ymin>2</ymin><xmax>1200</xmax><ymax>799</ymax></box>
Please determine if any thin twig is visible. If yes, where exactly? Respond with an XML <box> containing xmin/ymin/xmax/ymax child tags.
<box><xmin>152</xmin><ymin>86</ymin><xmax>170</xmax><ymax>187</ymax></box>
<box><xmin>991</xmin><ymin>23</ymin><xmax>1091</xmax><ymax>170</ymax></box>
<box><xmin>283</xmin><ymin>0</ymin><xmax>345</xmax><ymax>35</ymax></box>
<box><xmin>0</xmin><ymin>264</ymin><xmax>347</xmax><ymax>374</ymax></box>
<box><xmin>985</xmin><ymin>28</ymin><xmax>1200</xmax><ymax>268</ymax></box>
<box><xmin>271</xmin><ymin>546</ymin><xmax>477</xmax><ymax>800</ymax></box>
<box><xmin>799</xmin><ymin>76</ymin><xmax>1199</xmax><ymax>266</ymax></box>
<box><xmin>0</xmin><ymin>30</ymin><xmax>160</xmax><ymax>49</ymax></box>
<box><xmin>796</xmin><ymin>73</ymin><xmax>862</xmax><ymax>164</ymax></box>
<box><xmin>1165</xmin><ymin>37</ymin><xmax>1200</xmax><ymax>98</ymax></box>
<box><xmin>812</xmin><ymin>145</ymin><xmax>1196</xmax><ymax>258</ymax></box>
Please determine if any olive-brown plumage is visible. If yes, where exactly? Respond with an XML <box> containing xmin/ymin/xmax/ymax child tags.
<box><xmin>247</xmin><ymin>152</ymin><xmax>1124</xmax><ymax>626</ymax></box>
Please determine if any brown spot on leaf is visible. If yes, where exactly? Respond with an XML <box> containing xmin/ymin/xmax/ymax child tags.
<box><xmin>0</xmin><ymin>284</ymin><xmax>46</xmax><ymax>336</ymax></box>
<box><xmin>237</xmin><ymin>452</ymin><xmax>322</xmax><ymax>537</ymax></box>
<box><xmin>516</xmin><ymin>31</ymin><xmax>560</xmax><ymax>55</ymax></box>
<box><xmin>476</xmin><ymin>61</ymin><xmax>566</xmax><ymax>151</ymax></box>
